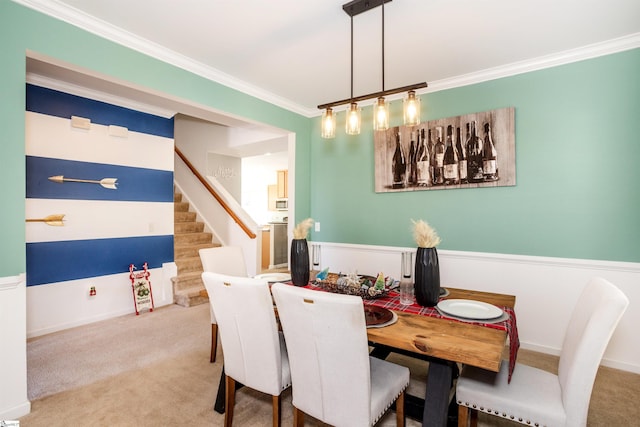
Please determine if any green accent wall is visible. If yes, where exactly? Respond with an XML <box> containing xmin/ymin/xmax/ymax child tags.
<box><xmin>1</xmin><ymin>2</ymin><xmax>638</xmax><ymax>280</ymax></box>
<box><xmin>0</xmin><ymin>1</ymin><xmax>311</xmax><ymax>277</ymax></box>
<box><xmin>308</xmin><ymin>49</ymin><xmax>640</xmax><ymax>263</ymax></box>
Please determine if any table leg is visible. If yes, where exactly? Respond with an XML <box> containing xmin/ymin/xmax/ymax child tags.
<box><xmin>422</xmin><ymin>360</ymin><xmax>454</xmax><ymax>427</ymax></box>
<box><xmin>214</xmin><ymin>365</ymin><xmax>245</xmax><ymax>414</ymax></box>
<box><xmin>214</xmin><ymin>365</ymin><xmax>226</xmax><ymax>413</ymax></box>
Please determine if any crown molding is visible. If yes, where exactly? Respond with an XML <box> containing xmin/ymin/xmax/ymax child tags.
<box><xmin>15</xmin><ymin>0</ymin><xmax>311</xmax><ymax>116</ymax></box>
<box><xmin>424</xmin><ymin>32</ymin><xmax>640</xmax><ymax>95</ymax></box>
<box><xmin>14</xmin><ymin>1</ymin><xmax>640</xmax><ymax>118</ymax></box>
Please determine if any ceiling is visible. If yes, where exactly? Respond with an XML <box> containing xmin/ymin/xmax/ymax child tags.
<box><xmin>19</xmin><ymin>0</ymin><xmax>640</xmax><ymax>154</ymax></box>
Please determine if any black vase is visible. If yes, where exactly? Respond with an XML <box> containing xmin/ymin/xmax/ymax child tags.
<box><xmin>414</xmin><ymin>247</ymin><xmax>440</xmax><ymax>307</ymax></box>
<box><xmin>290</xmin><ymin>239</ymin><xmax>310</xmax><ymax>287</ymax></box>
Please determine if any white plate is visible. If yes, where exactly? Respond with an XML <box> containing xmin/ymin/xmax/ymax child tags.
<box><xmin>437</xmin><ymin>299</ymin><xmax>503</xmax><ymax>320</ymax></box>
<box><xmin>254</xmin><ymin>273</ymin><xmax>291</xmax><ymax>283</ymax></box>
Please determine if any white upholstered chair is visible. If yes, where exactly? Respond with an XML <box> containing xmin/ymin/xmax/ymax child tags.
<box><xmin>201</xmin><ymin>272</ymin><xmax>291</xmax><ymax>427</ymax></box>
<box><xmin>456</xmin><ymin>277</ymin><xmax>629</xmax><ymax>427</ymax></box>
<box><xmin>199</xmin><ymin>246</ymin><xmax>248</xmax><ymax>362</ymax></box>
<box><xmin>271</xmin><ymin>282</ymin><xmax>410</xmax><ymax>427</ymax></box>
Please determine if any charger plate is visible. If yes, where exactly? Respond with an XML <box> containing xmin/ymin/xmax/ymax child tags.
<box><xmin>437</xmin><ymin>299</ymin><xmax>503</xmax><ymax>320</ymax></box>
<box><xmin>364</xmin><ymin>305</ymin><xmax>394</xmax><ymax>327</ymax></box>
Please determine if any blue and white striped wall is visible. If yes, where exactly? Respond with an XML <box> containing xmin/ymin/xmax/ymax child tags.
<box><xmin>25</xmin><ymin>84</ymin><xmax>176</xmax><ymax>336</ymax></box>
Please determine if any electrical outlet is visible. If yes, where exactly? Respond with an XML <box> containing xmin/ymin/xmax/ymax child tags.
<box><xmin>315</xmin><ymin>222</ymin><xmax>320</xmax><ymax>232</ymax></box>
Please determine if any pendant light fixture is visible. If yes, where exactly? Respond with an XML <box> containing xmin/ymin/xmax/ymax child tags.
<box><xmin>373</xmin><ymin>0</ymin><xmax>389</xmax><ymax>131</ymax></box>
<box><xmin>403</xmin><ymin>90</ymin><xmax>421</xmax><ymax>126</ymax></box>
<box><xmin>319</xmin><ymin>0</ymin><xmax>427</xmax><ymax>138</ymax></box>
<box><xmin>321</xmin><ymin>107</ymin><xmax>336</xmax><ymax>138</ymax></box>
<box><xmin>345</xmin><ymin>10</ymin><xmax>361</xmax><ymax>135</ymax></box>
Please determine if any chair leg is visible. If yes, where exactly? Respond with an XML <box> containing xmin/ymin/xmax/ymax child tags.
<box><xmin>224</xmin><ymin>375</ymin><xmax>235</xmax><ymax>427</ymax></box>
<box><xmin>457</xmin><ymin>404</ymin><xmax>478</xmax><ymax>427</ymax></box>
<box><xmin>470</xmin><ymin>408</ymin><xmax>478</xmax><ymax>427</ymax></box>
<box><xmin>210</xmin><ymin>323</ymin><xmax>218</xmax><ymax>363</ymax></box>
<box><xmin>272</xmin><ymin>395</ymin><xmax>281</xmax><ymax>427</ymax></box>
<box><xmin>457</xmin><ymin>405</ymin><xmax>469</xmax><ymax>427</ymax></box>
<box><xmin>395</xmin><ymin>390</ymin><xmax>406</xmax><ymax>427</ymax></box>
<box><xmin>293</xmin><ymin>406</ymin><xmax>305</xmax><ymax>427</ymax></box>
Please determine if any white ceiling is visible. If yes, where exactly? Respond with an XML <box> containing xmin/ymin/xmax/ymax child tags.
<box><xmin>19</xmin><ymin>0</ymin><xmax>640</xmax><ymax>154</ymax></box>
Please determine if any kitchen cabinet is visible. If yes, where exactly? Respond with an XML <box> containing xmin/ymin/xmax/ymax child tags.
<box><xmin>277</xmin><ymin>170</ymin><xmax>288</xmax><ymax>199</ymax></box>
<box><xmin>267</xmin><ymin>184</ymin><xmax>277</xmax><ymax>211</ymax></box>
<box><xmin>261</xmin><ymin>228</ymin><xmax>270</xmax><ymax>270</ymax></box>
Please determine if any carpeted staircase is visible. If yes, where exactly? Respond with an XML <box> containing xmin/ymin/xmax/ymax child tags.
<box><xmin>172</xmin><ymin>190</ymin><xmax>218</xmax><ymax>307</ymax></box>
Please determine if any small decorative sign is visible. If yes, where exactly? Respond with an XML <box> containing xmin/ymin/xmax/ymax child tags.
<box><xmin>129</xmin><ymin>262</ymin><xmax>154</xmax><ymax>315</ymax></box>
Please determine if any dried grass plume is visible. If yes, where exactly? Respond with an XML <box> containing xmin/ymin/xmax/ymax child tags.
<box><xmin>412</xmin><ymin>219</ymin><xmax>441</xmax><ymax>248</ymax></box>
<box><xmin>293</xmin><ymin>218</ymin><xmax>314</xmax><ymax>239</ymax></box>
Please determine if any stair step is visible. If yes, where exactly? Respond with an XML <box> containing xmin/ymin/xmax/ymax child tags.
<box><xmin>174</xmin><ymin>232</ymin><xmax>213</xmax><ymax>246</ymax></box>
<box><xmin>173</xmin><ymin>284</ymin><xmax>208</xmax><ymax>307</ymax></box>
<box><xmin>174</xmin><ymin>202</ymin><xmax>190</xmax><ymax>212</ymax></box>
<box><xmin>172</xmin><ymin>271</ymin><xmax>204</xmax><ymax>291</ymax></box>
<box><xmin>175</xmin><ymin>243</ymin><xmax>218</xmax><ymax>259</ymax></box>
<box><xmin>174</xmin><ymin>192</ymin><xmax>182</xmax><ymax>203</ymax></box>
<box><xmin>174</xmin><ymin>221</ymin><xmax>204</xmax><ymax>234</ymax></box>
<box><xmin>175</xmin><ymin>256</ymin><xmax>203</xmax><ymax>274</ymax></box>
<box><xmin>175</xmin><ymin>211</ymin><xmax>196</xmax><ymax>222</ymax></box>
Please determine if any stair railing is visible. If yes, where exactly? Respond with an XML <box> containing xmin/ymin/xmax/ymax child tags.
<box><xmin>175</xmin><ymin>146</ymin><xmax>256</xmax><ymax>239</ymax></box>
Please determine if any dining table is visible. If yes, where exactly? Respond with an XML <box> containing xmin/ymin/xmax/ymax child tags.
<box><xmin>359</xmin><ymin>285</ymin><xmax>518</xmax><ymax>427</ymax></box>
<box><xmin>212</xmin><ymin>278</ymin><xmax>519</xmax><ymax>427</ymax></box>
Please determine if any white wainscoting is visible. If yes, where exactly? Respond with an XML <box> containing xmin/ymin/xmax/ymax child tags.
<box><xmin>26</xmin><ymin>262</ymin><xmax>176</xmax><ymax>338</ymax></box>
<box><xmin>312</xmin><ymin>242</ymin><xmax>640</xmax><ymax>373</ymax></box>
<box><xmin>0</xmin><ymin>274</ymin><xmax>31</xmax><ymax>420</ymax></box>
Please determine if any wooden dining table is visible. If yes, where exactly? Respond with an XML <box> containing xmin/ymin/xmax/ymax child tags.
<box><xmin>212</xmin><ymin>282</ymin><xmax>518</xmax><ymax>427</ymax></box>
<box><xmin>364</xmin><ymin>287</ymin><xmax>517</xmax><ymax>427</ymax></box>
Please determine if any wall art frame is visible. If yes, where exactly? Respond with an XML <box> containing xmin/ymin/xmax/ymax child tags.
<box><xmin>374</xmin><ymin>107</ymin><xmax>515</xmax><ymax>193</ymax></box>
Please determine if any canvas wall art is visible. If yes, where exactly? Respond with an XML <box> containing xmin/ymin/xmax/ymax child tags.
<box><xmin>374</xmin><ymin>107</ymin><xmax>515</xmax><ymax>193</ymax></box>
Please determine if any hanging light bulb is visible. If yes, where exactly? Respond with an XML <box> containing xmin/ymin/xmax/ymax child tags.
<box><xmin>373</xmin><ymin>96</ymin><xmax>389</xmax><ymax>131</ymax></box>
<box><xmin>321</xmin><ymin>108</ymin><xmax>336</xmax><ymax>139</ymax></box>
<box><xmin>403</xmin><ymin>90</ymin><xmax>421</xmax><ymax>126</ymax></box>
<box><xmin>316</xmin><ymin>0</ymin><xmax>428</xmax><ymax>137</ymax></box>
<box><xmin>345</xmin><ymin>102</ymin><xmax>361</xmax><ymax>135</ymax></box>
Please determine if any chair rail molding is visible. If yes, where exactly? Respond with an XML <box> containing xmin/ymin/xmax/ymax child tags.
<box><xmin>311</xmin><ymin>241</ymin><xmax>640</xmax><ymax>374</ymax></box>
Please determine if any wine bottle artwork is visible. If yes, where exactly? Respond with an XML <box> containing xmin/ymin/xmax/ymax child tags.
<box><xmin>408</xmin><ymin>131</ymin><xmax>418</xmax><ymax>186</ymax></box>
<box><xmin>416</xmin><ymin>128</ymin><xmax>431</xmax><ymax>187</ymax></box>
<box><xmin>373</xmin><ymin>107</ymin><xmax>515</xmax><ymax>194</ymax></box>
<box><xmin>457</xmin><ymin>126</ymin><xmax>468</xmax><ymax>184</ymax></box>
<box><xmin>392</xmin><ymin>131</ymin><xmax>407</xmax><ymax>189</ymax></box>
<box><xmin>443</xmin><ymin>125</ymin><xmax>460</xmax><ymax>185</ymax></box>
<box><xmin>431</xmin><ymin>126</ymin><xmax>445</xmax><ymax>186</ymax></box>
<box><xmin>482</xmin><ymin>122</ymin><xmax>499</xmax><ymax>181</ymax></box>
<box><xmin>467</xmin><ymin>120</ymin><xmax>484</xmax><ymax>183</ymax></box>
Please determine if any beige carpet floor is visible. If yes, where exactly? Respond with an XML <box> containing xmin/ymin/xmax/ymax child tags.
<box><xmin>20</xmin><ymin>303</ymin><xmax>640</xmax><ymax>426</ymax></box>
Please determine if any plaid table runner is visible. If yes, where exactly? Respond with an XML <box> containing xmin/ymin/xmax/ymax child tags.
<box><xmin>305</xmin><ymin>283</ymin><xmax>520</xmax><ymax>382</ymax></box>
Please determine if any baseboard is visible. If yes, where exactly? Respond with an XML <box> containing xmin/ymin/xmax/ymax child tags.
<box><xmin>521</xmin><ymin>342</ymin><xmax>640</xmax><ymax>374</ymax></box>
<box><xmin>27</xmin><ymin>307</ymin><xmax>134</xmax><ymax>339</ymax></box>
<box><xmin>0</xmin><ymin>400</ymin><xmax>31</xmax><ymax>421</ymax></box>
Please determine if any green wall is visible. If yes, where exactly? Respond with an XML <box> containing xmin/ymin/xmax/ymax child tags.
<box><xmin>0</xmin><ymin>1</ymin><xmax>311</xmax><ymax>277</ymax></box>
<box><xmin>1</xmin><ymin>2</ymin><xmax>638</xmax><ymax>279</ymax></box>
<box><xmin>308</xmin><ymin>49</ymin><xmax>640</xmax><ymax>263</ymax></box>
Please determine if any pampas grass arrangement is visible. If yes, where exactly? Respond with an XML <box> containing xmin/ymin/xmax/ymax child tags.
<box><xmin>412</xmin><ymin>219</ymin><xmax>441</xmax><ymax>248</ymax></box>
<box><xmin>293</xmin><ymin>218</ymin><xmax>314</xmax><ymax>239</ymax></box>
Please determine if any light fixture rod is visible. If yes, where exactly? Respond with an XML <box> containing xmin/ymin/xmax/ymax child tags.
<box><xmin>350</xmin><ymin>15</ymin><xmax>354</xmax><ymax>100</ymax></box>
<box><xmin>317</xmin><ymin>82</ymin><xmax>428</xmax><ymax>110</ymax></box>
<box><xmin>343</xmin><ymin>0</ymin><xmax>392</xmax><ymax>17</ymax></box>
<box><xmin>381</xmin><ymin>0</ymin><xmax>385</xmax><ymax>92</ymax></box>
